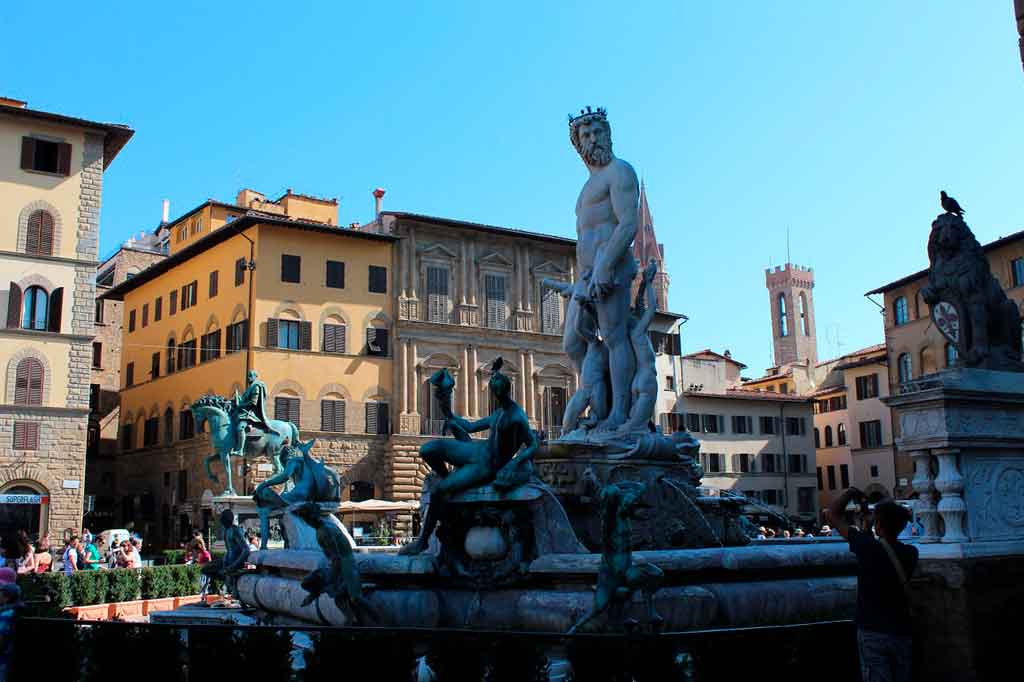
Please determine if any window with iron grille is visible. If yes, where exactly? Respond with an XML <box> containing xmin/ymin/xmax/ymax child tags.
<box><xmin>368</xmin><ymin>265</ymin><xmax>387</xmax><ymax>293</ymax></box>
<box><xmin>484</xmin><ymin>274</ymin><xmax>507</xmax><ymax>329</ymax></box>
<box><xmin>320</xmin><ymin>400</ymin><xmax>346</xmax><ymax>432</ymax></box>
<box><xmin>365</xmin><ymin>401</ymin><xmax>390</xmax><ymax>435</ymax></box>
<box><xmin>326</xmin><ymin>260</ymin><xmax>345</xmax><ymax>289</ymax></box>
<box><xmin>281</xmin><ymin>255</ymin><xmax>301</xmax><ymax>283</ymax></box>
<box><xmin>426</xmin><ymin>266</ymin><xmax>450</xmax><ymax>323</ymax></box>
<box><xmin>274</xmin><ymin>397</ymin><xmax>301</xmax><ymax>425</ymax></box>
<box><xmin>322</xmin><ymin>323</ymin><xmax>347</xmax><ymax>354</ymax></box>
<box><xmin>366</xmin><ymin>328</ymin><xmax>388</xmax><ymax>356</ymax></box>
<box><xmin>541</xmin><ymin>285</ymin><xmax>562</xmax><ymax>333</ymax></box>
<box><xmin>13</xmin><ymin>422</ymin><xmax>39</xmax><ymax>450</ymax></box>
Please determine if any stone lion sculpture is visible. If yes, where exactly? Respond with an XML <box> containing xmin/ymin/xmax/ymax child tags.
<box><xmin>920</xmin><ymin>212</ymin><xmax>1023</xmax><ymax>372</ymax></box>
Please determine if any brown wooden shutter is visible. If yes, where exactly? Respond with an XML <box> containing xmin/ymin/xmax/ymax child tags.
<box><xmin>57</xmin><ymin>142</ymin><xmax>72</xmax><ymax>176</ymax></box>
<box><xmin>299</xmin><ymin>321</ymin><xmax>312</xmax><ymax>351</ymax></box>
<box><xmin>38</xmin><ymin>211</ymin><xmax>54</xmax><ymax>255</ymax></box>
<box><xmin>169</xmin><ymin>290</ymin><xmax>177</xmax><ymax>315</ymax></box>
<box><xmin>180</xmin><ymin>285</ymin><xmax>187</xmax><ymax>309</ymax></box>
<box><xmin>20</xmin><ymin>138</ymin><xmax>35</xmax><ymax>170</ymax></box>
<box><xmin>209</xmin><ymin>271</ymin><xmax>218</xmax><ymax>298</ymax></box>
<box><xmin>365</xmin><ymin>402</ymin><xmax>378</xmax><ymax>434</ymax></box>
<box><xmin>47</xmin><ymin>287</ymin><xmax>63</xmax><ymax>332</ymax></box>
<box><xmin>7</xmin><ymin>283</ymin><xmax>22</xmax><ymax>328</ymax></box>
<box><xmin>266</xmin><ymin>319</ymin><xmax>279</xmax><ymax>348</ymax></box>
<box><xmin>322</xmin><ymin>324</ymin><xmax>334</xmax><ymax>352</ymax></box>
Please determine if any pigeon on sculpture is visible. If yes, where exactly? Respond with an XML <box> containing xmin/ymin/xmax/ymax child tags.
<box><xmin>940</xmin><ymin>191</ymin><xmax>965</xmax><ymax>217</ymax></box>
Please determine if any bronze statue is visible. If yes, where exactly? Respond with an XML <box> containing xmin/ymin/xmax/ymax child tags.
<box><xmin>568</xmin><ymin>471</ymin><xmax>664</xmax><ymax>634</ymax></box>
<box><xmin>253</xmin><ymin>439</ymin><xmax>341</xmax><ymax>550</ymax></box>
<box><xmin>234</xmin><ymin>370</ymin><xmax>278</xmax><ymax>454</ymax></box>
<box><xmin>201</xmin><ymin>509</ymin><xmax>251</xmax><ymax>597</ymax></box>
<box><xmin>399</xmin><ymin>358</ymin><xmax>539</xmax><ymax>556</ymax></box>
<box><xmin>294</xmin><ymin>502</ymin><xmax>378</xmax><ymax>625</ymax></box>
<box><xmin>921</xmin><ymin>211</ymin><xmax>1023</xmax><ymax>372</ymax></box>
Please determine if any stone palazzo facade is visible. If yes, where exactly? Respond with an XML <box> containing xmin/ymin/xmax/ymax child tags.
<box><xmin>377</xmin><ymin>212</ymin><xmax>578</xmax><ymax>531</ymax></box>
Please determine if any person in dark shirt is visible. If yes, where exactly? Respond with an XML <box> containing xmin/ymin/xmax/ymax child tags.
<box><xmin>827</xmin><ymin>487</ymin><xmax>918</xmax><ymax>682</ymax></box>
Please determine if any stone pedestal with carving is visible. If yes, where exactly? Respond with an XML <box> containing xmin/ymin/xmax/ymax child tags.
<box><xmin>884</xmin><ymin>368</ymin><xmax>1024</xmax><ymax>682</ymax></box>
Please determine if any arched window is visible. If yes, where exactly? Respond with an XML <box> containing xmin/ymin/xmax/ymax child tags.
<box><xmin>898</xmin><ymin>353</ymin><xmax>913</xmax><ymax>383</ymax></box>
<box><xmin>837</xmin><ymin>422</ymin><xmax>847</xmax><ymax>446</ymax></box>
<box><xmin>945</xmin><ymin>343</ymin><xmax>957</xmax><ymax>367</ymax></box>
<box><xmin>824</xmin><ymin>425</ymin><xmax>833</xmax><ymax>447</ymax></box>
<box><xmin>25</xmin><ymin>210</ymin><xmax>55</xmax><ymax>256</ymax></box>
<box><xmin>21</xmin><ymin>286</ymin><xmax>48</xmax><ymax>330</ymax></box>
<box><xmin>778</xmin><ymin>294</ymin><xmax>788</xmax><ymax>337</ymax></box>
<box><xmin>14</xmin><ymin>358</ymin><xmax>44</xmax><ymax>405</ymax></box>
<box><xmin>813</xmin><ymin>428</ymin><xmax>820</xmax><ymax>449</ymax></box>
<box><xmin>799</xmin><ymin>293</ymin><xmax>809</xmax><ymax>336</ymax></box>
<box><xmin>893</xmin><ymin>297</ymin><xmax>909</xmax><ymax>326</ymax></box>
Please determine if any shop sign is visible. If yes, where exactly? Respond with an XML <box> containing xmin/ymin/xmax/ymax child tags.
<box><xmin>0</xmin><ymin>494</ymin><xmax>47</xmax><ymax>505</ymax></box>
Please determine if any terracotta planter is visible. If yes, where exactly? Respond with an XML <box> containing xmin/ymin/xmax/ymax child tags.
<box><xmin>110</xmin><ymin>599</ymin><xmax>145</xmax><ymax>620</ymax></box>
<box><xmin>143</xmin><ymin>597</ymin><xmax>177</xmax><ymax>615</ymax></box>
<box><xmin>174</xmin><ymin>594</ymin><xmax>203</xmax><ymax>608</ymax></box>
<box><xmin>65</xmin><ymin>603</ymin><xmax>111</xmax><ymax>621</ymax></box>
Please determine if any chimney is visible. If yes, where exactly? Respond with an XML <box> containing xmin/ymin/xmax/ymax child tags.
<box><xmin>373</xmin><ymin>188</ymin><xmax>386</xmax><ymax>218</ymax></box>
<box><xmin>161</xmin><ymin>199</ymin><xmax>170</xmax><ymax>224</ymax></box>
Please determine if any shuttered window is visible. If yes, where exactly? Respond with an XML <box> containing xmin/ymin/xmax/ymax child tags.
<box><xmin>226</xmin><ymin>321</ymin><xmax>249</xmax><ymax>354</ymax></box>
<box><xmin>209</xmin><ymin>270</ymin><xmax>219</xmax><ymax>298</ymax></box>
<box><xmin>365</xmin><ymin>401</ymin><xmax>390</xmax><ymax>435</ymax></box>
<box><xmin>235</xmin><ymin>258</ymin><xmax>247</xmax><ymax>286</ymax></box>
<box><xmin>21</xmin><ymin>137</ymin><xmax>71</xmax><ymax>176</ymax></box>
<box><xmin>322</xmin><ymin>323</ymin><xmax>347</xmax><ymax>354</ymax></box>
<box><xmin>166</xmin><ymin>341</ymin><xmax>177</xmax><ymax>374</ymax></box>
<box><xmin>366</xmin><ymin>328</ymin><xmax>388</xmax><ymax>356</ymax></box>
<box><xmin>13</xmin><ymin>422</ymin><xmax>39</xmax><ymax>450</ymax></box>
<box><xmin>128</xmin><ymin>308</ymin><xmax>136</xmax><ymax>333</ymax></box>
<box><xmin>281</xmin><ymin>255</ymin><xmax>301</xmax><ymax>283</ymax></box>
<box><xmin>169</xmin><ymin>290</ymin><xmax>178</xmax><ymax>316</ymax></box>
<box><xmin>154</xmin><ymin>297</ymin><xmax>162</xmax><ymax>322</ymax></box>
<box><xmin>320</xmin><ymin>400</ymin><xmax>346</xmax><ymax>432</ymax></box>
<box><xmin>368</xmin><ymin>265</ymin><xmax>387</xmax><ymax>293</ymax></box>
<box><xmin>181</xmin><ymin>281</ymin><xmax>197</xmax><ymax>310</ymax></box>
<box><xmin>151</xmin><ymin>352</ymin><xmax>160</xmax><ymax>379</ymax></box>
<box><xmin>177</xmin><ymin>340</ymin><xmax>197</xmax><ymax>369</ymax></box>
<box><xmin>326</xmin><ymin>261</ymin><xmax>345</xmax><ymax>289</ymax></box>
<box><xmin>274</xmin><ymin>397</ymin><xmax>301</xmax><ymax>425</ymax></box>
<box><xmin>485</xmin><ymin>274</ymin><xmax>507</xmax><ymax>329</ymax></box>
<box><xmin>426</xmin><ymin>266</ymin><xmax>449</xmax><ymax>323</ymax></box>
<box><xmin>13</xmin><ymin>358</ymin><xmax>43</xmax><ymax>405</ymax></box>
<box><xmin>141</xmin><ymin>303</ymin><xmax>149</xmax><ymax>328</ymax></box>
<box><xmin>24</xmin><ymin>210</ymin><xmax>55</xmax><ymax>256</ymax></box>
<box><xmin>268</xmin><ymin>319</ymin><xmax>310</xmax><ymax>350</ymax></box>
<box><xmin>125</xmin><ymin>362</ymin><xmax>135</xmax><ymax>387</ymax></box>
<box><xmin>200</xmin><ymin>330</ymin><xmax>222</xmax><ymax>363</ymax></box>
<box><xmin>22</xmin><ymin>286</ymin><xmax>58</xmax><ymax>331</ymax></box>
<box><xmin>541</xmin><ymin>285</ymin><xmax>562</xmax><ymax>333</ymax></box>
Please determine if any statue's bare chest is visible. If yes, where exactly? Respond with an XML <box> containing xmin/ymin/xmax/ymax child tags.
<box><xmin>576</xmin><ymin>173</ymin><xmax>612</xmax><ymax>213</ymax></box>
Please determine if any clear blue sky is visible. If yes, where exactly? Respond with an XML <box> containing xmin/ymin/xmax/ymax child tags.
<box><xmin>5</xmin><ymin>2</ymin><xmax>1023</xmax><ymax>373</ymax></box>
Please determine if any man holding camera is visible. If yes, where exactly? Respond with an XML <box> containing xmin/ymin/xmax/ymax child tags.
<box><xmin>826</xmin><ymin>487</ymin><xmax>918</xmax><ymax>682</ymax></box>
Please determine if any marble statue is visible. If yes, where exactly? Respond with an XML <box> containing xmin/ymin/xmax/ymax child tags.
<box><xmin>201</xmin><ymin>509</ymin><xmax>250</xmax><ymax>597</ymax></box>
<box><xmin>568</xmin><ymin>470</ymin><xmax>664</xmax><ymax>634</ymax></box>
<box><xmin>253</xmin><ymin>439</ymin><xmax>341</xmax><ymax>550</ymax></box>
<box><xmin>399</xmin><ymin>358</ymin><xmax>539</xmax><ymax>556</ymax></box>
<box><xmin>921</xmin><ymin>212</ymin><xmax>1024</xmax><ymax>372</ymax></box>
<box><xmin>294</xmin><ymin>502</ymin><xmax>379</xmax><ymax>625</ymax></box>
<box><xmin>191</xmin><ymin>373</ymin><xmax>300</xmax><ymax>495</ymax></box>
<box><xmin>563</xmin><ymin>106</ymin><xmax>641</xmax><ymax>434</ymax></box>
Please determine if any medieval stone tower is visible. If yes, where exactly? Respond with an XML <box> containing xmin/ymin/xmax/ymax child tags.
<box><xmin>765</xmin><ymin>263</ymin><xmax>818</xmax><ymax>367</ymax></box>
<box><xmin>633</xmin><ymin>180</ymin><xmax>670</xmax><ymax>311</ymax></box>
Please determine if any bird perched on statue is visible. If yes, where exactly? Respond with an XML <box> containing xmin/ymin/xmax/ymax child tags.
<box><xmin>940</xmin><ymin>191</ymin><xmax>965</xmax><ymax>217</ymax></box>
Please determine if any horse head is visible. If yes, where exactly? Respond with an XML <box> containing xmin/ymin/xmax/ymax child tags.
<box><xmin>190</xmin><ymin>394</ymin><xmax>233</xmax><ymax>432</ymax></box>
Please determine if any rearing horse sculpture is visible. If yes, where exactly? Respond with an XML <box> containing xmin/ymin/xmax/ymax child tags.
<box><xmin>191</xmin><ymin>394</ymin><xmax>298</xmax><ymax>496</ymax></box>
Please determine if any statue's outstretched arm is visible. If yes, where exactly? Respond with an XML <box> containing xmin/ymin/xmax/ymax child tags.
<box><xmin>255</xmin><ymin>461</ymin><xmax>295</xmax><ymax>493</ymax></box>
<box><xmin>450</xmin><ymin>414</ymin><xmax>493</xmax><ymax>433</ymax></box>
<box><xmin>542</xmin><ymin>278</ymin><xmax>574</xmax><ymax>299</ymax></box>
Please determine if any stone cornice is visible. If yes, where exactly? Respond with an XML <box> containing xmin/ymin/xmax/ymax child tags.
<box><xmin>0</xmin><ymin>249</ymin><xmax>99</xmax><ymax>268</ymax></box>
<box><xmin>0</xmin><ymin>328</ymin><xmax>93</xmax><ymax>343</ymax></box>
<box><xmin>0</xmin><ymin>404</ymin><xmax>89</xmax><ymax>417</ymax></box>
<box><xmin>397</xmin><ymin>320</ymin><xmax>563</xmax><ymax>350</ymax></box>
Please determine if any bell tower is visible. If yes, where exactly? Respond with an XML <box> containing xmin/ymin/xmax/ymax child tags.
<box><xmin>632</xmin><ymin>180</ymin><xmax>670</xmax><ymax>310</ymax></box>
<box><xmin>765</xmin><ymin>263</ymin><xmax>818</xmax><ymax>368</ymax></box>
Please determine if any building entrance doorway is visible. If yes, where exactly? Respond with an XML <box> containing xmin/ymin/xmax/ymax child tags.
<box><xmin>0</xmin><ymin>485</ymin><xmax>48</xmax><ymax>540</ymax></box>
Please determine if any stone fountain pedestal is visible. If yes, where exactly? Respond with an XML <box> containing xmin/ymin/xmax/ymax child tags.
<box><xmin>884</xmin><ymin>368</ymin><xmax>1024</xmax><ymax>682</ymax></box>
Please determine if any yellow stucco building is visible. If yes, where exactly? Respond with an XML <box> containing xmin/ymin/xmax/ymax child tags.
<box><xmin>102</xmin><ymin>189</ymin><xmax>394</xmax><ymax>540</ymax></box>
<box><xmin>0</xmin><ymin>96</ymin><xmax>131</xmax><ymax>539</ymax></box>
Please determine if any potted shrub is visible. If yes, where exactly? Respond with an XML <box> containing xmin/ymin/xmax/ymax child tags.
<box><xmin>106</xmin><ymin>568</ymin><xmax>142</xmax><ymax>619</ymax></box>
<box><xmin>140</xmin><ymin>567</ymin><xmax>176</xmax><ymax>614</ymax></box>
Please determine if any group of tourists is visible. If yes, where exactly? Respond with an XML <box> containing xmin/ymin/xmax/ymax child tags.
<box><xmin>755</xmin><ymin>524</ymin><xmax>836</xmax><ymax>540</ymax></box>
<box><xmin>0</xmin><ymin>528</ymin><xmax>145</xmax><ymax>576</ymax></box>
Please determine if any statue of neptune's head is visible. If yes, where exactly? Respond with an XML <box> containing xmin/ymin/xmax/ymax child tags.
<box><xmin>569</xmin><ymin>107</ymin><xmax>613</xmax><ymax>167</ymax></box>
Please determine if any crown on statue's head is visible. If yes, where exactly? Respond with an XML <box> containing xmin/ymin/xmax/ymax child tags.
<box><xmin>568</xmin><ymin>106</ymin><xmax>607</xmax><ymax>127</ymax></box>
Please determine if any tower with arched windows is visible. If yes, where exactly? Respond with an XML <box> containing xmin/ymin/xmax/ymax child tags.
<box><xmin>765</xmin><ymin>263</ymin><xmax>818</xmax><ymax>368</ymax></box>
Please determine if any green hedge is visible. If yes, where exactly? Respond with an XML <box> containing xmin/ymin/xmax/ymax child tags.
<box><xmin>18</xmin><ymin>564</ymin><xmax>208</xmax><ymax>613</ymax></box>
<box><xmin>161</xmin><ymin>549</ymin><xmax>226</xmax><ymax>565</ymax></box>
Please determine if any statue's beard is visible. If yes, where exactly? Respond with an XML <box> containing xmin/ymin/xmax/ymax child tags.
<box><xmin>579</xmin><ymin>140</ymin><xmax>613</xmax><ymax>167</ymax></box>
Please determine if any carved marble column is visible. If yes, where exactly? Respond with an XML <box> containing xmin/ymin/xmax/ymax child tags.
<box><xmin>911</xmin><ymin>448</ymin><xmax>941</xmax><ymax>543</ymax></box>
<box><xmin>461</xmin><ymin>346</ymin><xmax>470</xmax><ymax>416</ymax></box>
<box><xmin>526</xmin><ymin>351</ymin><xmax>536</xmax><ymax>422</ymax></box>
<box><xmin>469</xmin><ymin>346</ymin><xmax>479</xmax><ymax>417</ymax></box>
<box><xmin>934</xmin><ymin>447</ymin><xmax>969</xmax><ymax>543</ymax></box>
<box><xmin>399</xmin><ymin>339</ymin><xmax>408</xmax><ymax>414</ymax></box>
<box><xmin>410</xmin><ymin>341</ymin><xmax>419</xmax><ymax>416</ymax></box>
